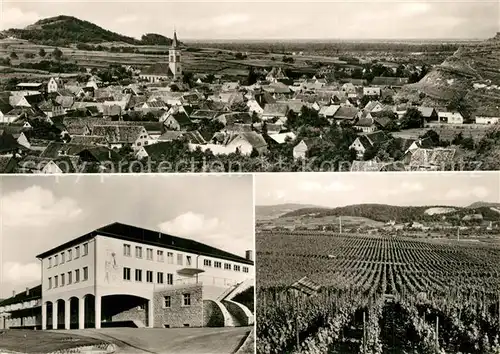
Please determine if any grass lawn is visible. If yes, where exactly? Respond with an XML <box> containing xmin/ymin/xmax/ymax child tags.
<box><xmin>0</xmin><ymin>329</ymin><xmax>108</xmax><ymax>353</ymax></box>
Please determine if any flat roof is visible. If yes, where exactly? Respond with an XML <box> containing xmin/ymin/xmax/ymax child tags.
<box><xmin>36</xmin><ymin>222</ymin><xmax>253</xmax><ymax>266</ymax></box>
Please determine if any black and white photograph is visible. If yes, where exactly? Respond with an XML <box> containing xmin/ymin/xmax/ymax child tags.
<box><xmin>0</xmin><ymin>1</ymin><xmax>499</xmax><ymax>172</ymax></box>
<box><xmin>255</xmin><ymin>172</ymin><xmax>500</xmax><ymax>353</ymax></box>
<box><xmin>0</xmin><ymin>174</ymin><xmax>255</xmax><ymax>354</ymax></box>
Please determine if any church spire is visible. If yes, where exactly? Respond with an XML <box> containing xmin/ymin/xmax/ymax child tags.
<box><xmin>172</xmin><ymin>28</ymin><xmax>179</xmax><ymax>48</ymax></box>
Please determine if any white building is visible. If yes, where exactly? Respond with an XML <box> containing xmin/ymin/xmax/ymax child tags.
<box><xmin>37</xmin><ymin>222</ymin><xmax>254</xmax><ymax>330</ymax></box>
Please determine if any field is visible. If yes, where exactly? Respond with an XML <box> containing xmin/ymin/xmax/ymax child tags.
<box><xmin>392</xmin><ymin>125</ymin><xmax>491</xmax><ymax>143</ymax></box>
<box><xmin>256</xmin><ymin>231</ymin><xmax>500</xmax><ymax>353</ymax></box>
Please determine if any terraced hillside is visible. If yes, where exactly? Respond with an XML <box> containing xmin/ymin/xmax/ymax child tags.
<box><xmin>396</xmin><ymin>33</ymin><xmax>500</xmax><ymax>115</ymax></box>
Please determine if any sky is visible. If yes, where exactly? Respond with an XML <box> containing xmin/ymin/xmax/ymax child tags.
<box><xmin>256</xmin><ymin>172</ymin><xmax>500</xmax><ymax>207</ymax></box>
<box><xmin>1</xmin><ymin>0</ymin><xmax>499</xmax><ymax>40</ymax></box>
<box><xmin>0</xmin><ymin>174</ymin><xmax>253</xmax><ymax>298</ymax></box>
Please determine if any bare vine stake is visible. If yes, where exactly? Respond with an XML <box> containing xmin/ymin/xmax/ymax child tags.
<box><xmin>435</xmin><ymin>316</ymin><xmax>439</xmax><ymax>351</ymax></box>
<box><xmin>363</xmin><ymin>311</ymin><xmax>366</xmax><ymax>353</ymax></box>
<box><xmin>296</xmin><ymin>295</ymin><xmax>300</xmax><ymax>350</ymax></box>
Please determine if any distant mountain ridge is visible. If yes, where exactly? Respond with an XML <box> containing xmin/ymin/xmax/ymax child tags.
<box><xmin>279</xmin><ymin>203</ymin><xmax>500</xmax><ymax>223</ymax></box>
<box><xmin>1</xmin><ymin>15</ymin><xmax>175</xmax><ymax>46</ymax></box>
<box><xmin>256</xmin><ymin>203</ymin><xmax>325</xmax><ymax>220</ymax></box>
<box><xmin>467</xmin><ymin>201</ymin><xmax>500</xmax><ymax>209</ymax></box>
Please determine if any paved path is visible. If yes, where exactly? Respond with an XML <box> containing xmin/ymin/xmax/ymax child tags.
<box><xmin>54</xmin><ymin>327</ymin><xmax>252</xmax><ymax>354</ymax></box>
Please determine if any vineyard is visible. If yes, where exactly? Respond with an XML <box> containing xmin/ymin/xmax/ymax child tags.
<box><xmin>256</xmin><ymin>231</ymin><xmax>500</xmax><ymax>353</ymax></box>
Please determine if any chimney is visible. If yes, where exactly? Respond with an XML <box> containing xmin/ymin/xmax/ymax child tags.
<box><xmin>26</xmin><ymin>287</ymin><xmax>30</xmax><ymax>296</ymax></box>
<box><xmin>12</xmin><ymin>290</ymin><xmax>16</xmax><ymax>298</ymax></box>
<box><xmin>245</xmin><ymin>250</ymin><xmax>253</xmax><ymax>261</ymax></box>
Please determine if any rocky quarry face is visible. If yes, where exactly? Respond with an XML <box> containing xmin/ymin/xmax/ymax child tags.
<box><xmin>396</xmin><ymin>33</ymin><xmax>500</xmax><ymax>116</ymax></box>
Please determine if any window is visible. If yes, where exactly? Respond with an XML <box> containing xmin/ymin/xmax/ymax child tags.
<box><xmin>123</xmin><ymin>267</ymin><xmax>131</xmax><ymax>281</ymax></box>
<box><xmin>135</xmin><ymin>269</ymin><xmax>142</xmax><ymax>282</ymax></box>
<box><xmin>214</xmin><ymin>261</ymin><xmax>222</xmax><ymax>268</ymax></box>
<box><xmin>60</xmin><ymin>252</ymin><xmax>65</xmax><ymax>264</ymax></box>
<box><xmin>186</xmin><ymin>256</ymin><xmax>192</xmax><ymax>266</ymax></box>
<box><xmin>48</xmin><ymin>257</ymin><xmax>52</xmax><ymax>268</ymax></box>
<box><xmin>48</xmin><ymin>277</ymin><xmax>52</xmax><ymax>289</ymax></box>
<box><xmin>146</xmin><ymin>270</ymin><xmax>153</xmax><ymax>283</ymax></box>
<box><xmin>83</xmin><ymin>267</ymin><xmax>88</xmax><ymax>281</ymax></box>
<box><xmin>54</xmin><ymin>275</ymin><xmax>58</xmax><ymax>288</ymax></box>
<box><xmin>167</xmin><ymin>273</ymin><xmax>173</xmax><ymax>285</ymax></box>
<box><xmin>203</xmin><ymin>259</ymin><xmax>212</xmax><ymax>267</ymax></box>
<box><xmin>243</xmin><ymin>266</ymin><xmax>249</xmax><ymax>273</ymax></box>
<box><xmin>177</xmin><ymin>254</ymin><xmax>183</xmax><ymax>265</ymax></box>
<box><xmin>157</xmin><ymin>272</ymin><xmax>164</xmax><ymax>284</ymax></box>
<box><xmin>124</xmin><ymin>244</ymin><xmax>131</xmax><ymax>257</ymax></box>
<box><xmin>61</xmin><ymin>273</ymin><xmax>65</xmax><ymax>286</ymax></box>
<box><xmin>83</xmin><ymin>243</ymin><xmax>88</xmax><ymax>256</ymax></box>
<box><xmin>68</xmin><ymin>250</ymin><xmax>72</xmax><ymax>261</ymax></box>
<box><xmin>164</xmin><ymin>296</ymin><xmax>171</xmax><ymax>308</ymax></box>
<box><xmin>224</xmin><ymin>263</ymin><xmax>231</xmax><ymax>270</ymax></box>
<box><xmin>75</xmin><ymin>269</ymin><xmax>80</xmax><ymax>282</ymax></box>
<box><xmin>234</xmin><ymin>265</ymin><xmax>241</xmax><ymax>272</ymax></box>
<box><xmin>147</xmin><ymin>248</ymin><xmax>153</xmax><ymax>260</ymax></box>
<box><xmin>75</xmin><ymin>246</ymin><xmax>80</xmax><ymax>258</ymax></box>
<box><xmin>167</xmin><ymin>252</ymin><xmax>174</xmax><ymax>264</ymax></box>
<box><xmin>54</xmin><ymin>255</ymin><xmax>59</xmax><ymax>266</ymax></box>
<box><xmin>68</xmin><ymin>271</ymin><xmax>72</xmax><ymax>284</ymax></box>
<box><xmin>135</xmin><ymin>246</ymin><xmax>143</xmax><ymax>259</ymax></box>
<box><xmin>183</xmin><ymin>293</ymin><xmax>191</xmax><ymax>306</ymax></box>
<box><xmin>157</xmin><ymin>250</ymin><xmax>164</xmax><ymax>262</ymax></box>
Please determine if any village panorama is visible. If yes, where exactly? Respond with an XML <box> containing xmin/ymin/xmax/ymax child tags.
<box><xmin>0</xmin><ymin>15</ymin><xmax>500</xmax><ymax>173</ymax></box>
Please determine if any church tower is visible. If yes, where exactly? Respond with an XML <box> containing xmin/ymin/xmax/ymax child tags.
<box><xmin>169</xmin><ymin>30</ymin><xmax>182</xmax><ymax>80</ymax></box>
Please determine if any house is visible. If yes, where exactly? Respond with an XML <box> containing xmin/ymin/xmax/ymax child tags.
<box><xmin>38</xmin><ymin>99</ymin><xmax>65</xmax><ymax>118</ymax></box>
<box><xmin>190</xmin><ymin>110</ymin><xmax>221</xmax><ymax>123</ymax></box>
<box><xmin>0</xmin><ymin>130</ymin><xmax>28</xmax><ymax>156</ymax></box>
<box><xmin>221</xmin><ymin>82</ymin><xmax>240</xmax><ymax>92</ymax></box>
<box><xmin>349</xmin><ymin>131</ymin><xmax>389</xmax><ymax>159</ymax></box>
<box><xmin>77</xmin><ymin>146</ymin><xmax>122</xmax><ymax>171</ymax></box>
<box><xmin>403</xmin><ymin>147</ymin><xmax>458</xmax><ymax>171</ymax></box>
<box><xmin>266</xmin><ymin>67</ymin><xmax>288</xmax><ymax>83</ymax></box>
<box><xmin>354</xmin><ymin>117</ymin><xmax>376</xmax><ymax>133</ymax></box>
<box><xmin>418</xmin><ymin>107</ymin><xmax>439</xmax><ymax>122</ymax></box>
<box><xmin>293</xmin><ymin>138</ymin><xmax>321</xmax><ymax>160</ymax></box>
<box><xmin>262</xmin><ymin>103</ymin><xmax>289</xmax><ymax>121</ymax></box>
<box><xmin>341</xmin><ymin>83</ymin><xmax>356</xmax><ymax>93</ymax></box>
<box><xmin>363</xmin><ymin>87</ymin><xmax>381</xmax><ymax>96</ymax></box>
<box><xmin>438</xmin><ymin>111</ymin><xmax>464</xmax><ymax>124</ymax></box>
<box><xmin>70</xmin><ymin>135</ymin><xmax>109</xmax><ymax>146</ymax></box>
<box><xmin>332</xmin><ymin>106</ymin><xmax>359</xmax><ymax>123</ymax></box>
<box><xmin>135</xmin><ymin>141</ymin><xmax>178</xmax><ymax>160</ymax></box>
<box><xmin>0</xmin><ymin>125</ymin><xmax>31</xmax><ymax>149</ymax></box>
<box><xmin>268</xmin><ymin>132</ymin><xmax>296</xmax><ymax>145</ymax></box>
<box><xmin>0</xmin><ymin>98</ymin><xmax>14</xmax><ymax>122</ymax></box>
<box><xmin>318</xmin><ymin>105</ymin><xmax>341</xmax><ymax>120</ymax></box>
<box><xmin>474</xmin><ymin>107</ymin><xmax>500</xmax><ymax>125</ymax></box>
<box><xmin>364</xmin><ymin>101</ymin><xmax>384</xmax><ymax>113</ymax></box>
<box><xmin>0</xmin><ymin>155</ymin><xmax>17</xmax><ymax>173</ymax></box>
<box><xmin>404</xmin><ymin>137</ymin><xmax>434</xmax><ymax>154</ymax></box>
<box><xmin>225</xmin><ymin>132</ymin><xmax>268</xmax><ymax>155</ymax></box>
<box><xmin>164</xmin><ymin>111</ymin><xmax>192</xmax><ymax>131</ymax></box>
<box><xmin>92</xmin><ymin>125</ymin><xmax>150</xmax><ymax>150</ymax></box>
<box><xmin>246</xmin><ymin>99</ymin><xmax>264</xmax><ymax>115</ymax></box>
<box><xmin>47</xmin><ymin>77</ymin><xmax>61</xmax><ymax>93</ymax></box>
<box><xmin>16</xmin><ymin>155</ymin><xmax>77</xmax><ymax>173</ymax></box>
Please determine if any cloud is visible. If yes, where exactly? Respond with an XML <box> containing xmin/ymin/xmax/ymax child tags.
<box><xmin>396</xmin><ymin>3</ymin><xmax>432</xmax><ymax>16</ymax></box>
<box><xmin>158</xmin><ymin>212</ymin><xmax>243</xmax><ymax>253</ymax></box>
<box><xmin>0</xmin><ymin>7</ymin><xmax>40</xmax><ymax>30</ymax></box>
<box><xmin>1</xmin><ymin>186</ymin><xmax>83</xmax><ymax>227</ymax></box>
<box><xmin>2</xmin><ymin>261</ymin><xmax>41</xmax><ymax>285</ymax></box>
<box><xmin>445</xmin><ymin>186</ymin><xmax>489</xmax><ymax>200</ymax></box>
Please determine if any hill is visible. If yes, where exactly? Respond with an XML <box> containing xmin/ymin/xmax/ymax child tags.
<box><xmin>256</xmin><ymin>203</ymin><xmax>324</xmax><ymax>220</ymax></box>
<box><xmin>395</xmin><ymin>32</ymin><xmax>500</xmax><ymax>118</ymax></box>
<box><xmin>280</xmin><ymin>203</ymin><xmax>500</xmax><ymax>223</ymax></box>
<box><xmin>1</xmin><ymin>15</ymin><xmax>174</xmax><ymax>47</ymax></box>
<box><xmin>467</xmin><ymin>201</ymin><xmax>500</xmax><ymax>209</ymax></box>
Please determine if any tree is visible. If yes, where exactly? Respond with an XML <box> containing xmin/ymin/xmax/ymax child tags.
<box><xmin>400</xmin><ymin>107</ymin><xmax>424</xmax><ymax>129</ymax></box>
<box><xmin>39</xmin><ymin>48</ymin><xmax>46</xmax><ymax>57</ymax></box>
<box><xmin>420</xmin><ymin>130</ymin><xmax>440</xmax><ymax>146</ymax></box>
<box><xmin>52</xmin><ymin>48</ymin><xmax>63</xmax><ymax>60</ymax></box>
<box><xmin>10</xmin><ymin>52</ymin><xmax>18</xmax><ymax>59</ymax></box>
